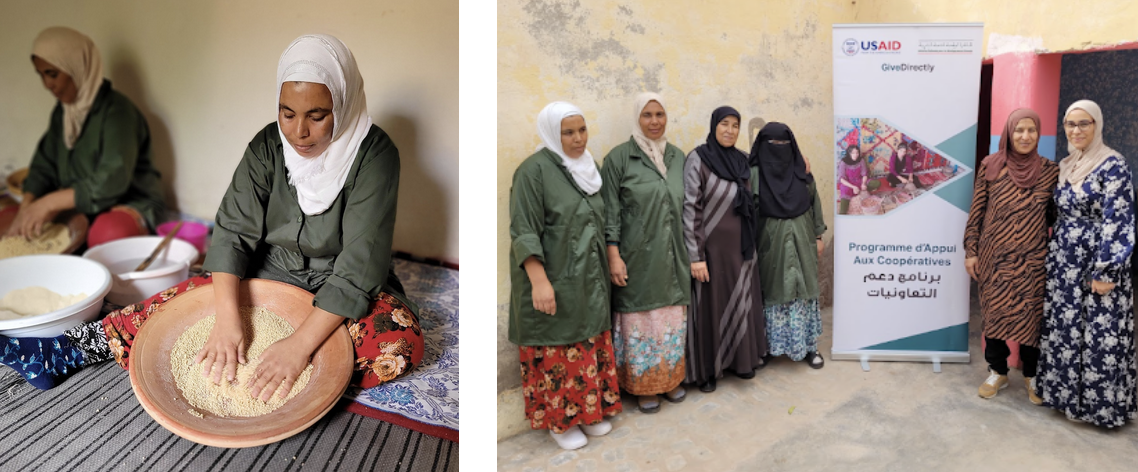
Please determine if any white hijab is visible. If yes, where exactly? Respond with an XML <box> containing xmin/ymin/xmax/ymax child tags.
<box><xmin>1059</xmin><ymin>100</ymin><xmax>1120</xmax><ymax>188</ymax></box>
<box><xmin>276</xmin><ymin>34</ymin><xmax>373</xmax><ymax>215</ymax></box>
<box><xmin>32</xmin><ymin>27</ymin><xmax>104</xmax><ymax>150</ymax></box>
<box><xmin>536</xmin><ymin>102</ymin><xmax>602</xmax><ymax>195</ymax></box>
<box><xmin>632</xmin><ymin>92</ymin><xmax>668</xmax><ymax>177</ymax></box>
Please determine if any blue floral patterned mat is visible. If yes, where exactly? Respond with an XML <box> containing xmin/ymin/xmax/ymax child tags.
<box><xmin>343</xmin><ymin>258</ymin><xmax>459</xmax><ymax>432</ymax></box>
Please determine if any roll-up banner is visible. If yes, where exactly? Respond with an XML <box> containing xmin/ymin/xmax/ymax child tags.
<box><xmin>831</xmin><ymin>24</ymin><xmax>983</xmax><ymax>365</ymax></box>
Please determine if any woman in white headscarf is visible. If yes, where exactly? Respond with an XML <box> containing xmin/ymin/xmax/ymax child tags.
<box><xmin>1035</xmin><ymin>99</ymin><xmax>1137</xmax><ymax>428</ymax></box>
<box><xmin>5</xmin><ymin>26</ymin><xmax>165</xmax><ymax>246</ymax></box>
<box><xmin>509</xmin><ymin>101</ymin><xmax>621</xmax><ymax>450</ymax></box>
<box><xmin>599</xmin><ymin>93</ymin><xmax>690</xmax><ymax>413</ymax></box>
<box><xmin>1</xmin><ymin>35</ymin><xmax>423</xmax><ymax>400</ymax></box>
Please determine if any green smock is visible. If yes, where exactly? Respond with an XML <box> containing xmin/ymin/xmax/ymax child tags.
<box><xmin>508</xmin><ymin>148</ymin><xmax>610</xmax><ymax>346</ymax></box>
<box><xmin>202</xmin><ymin>123</ymin><xmax>415</xmax><ymax>321</ymax></box>
<box><xmin>600</xmin><ymin>138</ymin><xmax>691</xmax><ymax>313</ymax></box>
<box><xmin>23</xmin><ymin>79</ymin><xmax>165</xmax><ymax>228</ymax></box>
<box><xmin>752</xmin><ymin>167</ymin><xmax>827</xmax><ymax>307</ymax></box>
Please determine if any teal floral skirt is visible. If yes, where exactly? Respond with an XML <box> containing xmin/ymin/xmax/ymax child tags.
<box><xmin>612</xmin><ymin>305</ymin><xmax>686</xmax><ymax>395</ymax></box>
<box><xmin>764</xmin><ymin>298</ymin><xmax>822</xmax><ymax>361</ymax></box>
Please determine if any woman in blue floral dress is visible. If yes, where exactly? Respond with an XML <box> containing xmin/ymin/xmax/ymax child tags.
<box><xmin>1036</xmin><ymin>100</ymin><xmax>1137</xmax><ymax>428</ymax></box>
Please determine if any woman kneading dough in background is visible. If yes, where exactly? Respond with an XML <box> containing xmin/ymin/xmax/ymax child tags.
<box><xmin>6</xmin><ymin>27</ymin><xmax>165</xmax><ymax>246</ymax></box>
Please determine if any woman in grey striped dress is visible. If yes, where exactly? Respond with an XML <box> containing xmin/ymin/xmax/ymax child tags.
<box><xmin>682</xmin><ymin>106</ymin><xmax>767</xmax><ymax>392</ymax></box>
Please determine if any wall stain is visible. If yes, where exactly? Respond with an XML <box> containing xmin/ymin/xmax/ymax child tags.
<box><xmin>794</xmin><ymin>96</ymin><xmax>817</xmax><ymax>111</ymax></box>
<box><xmin>523</xmin><ymin>0</ymin><xmax>661</xmax><ymax>98</ymax></box>
<box><xmin>739</xmin><ymin>18</ymin><xmax>824</xmax><ymax>115</ymax></box>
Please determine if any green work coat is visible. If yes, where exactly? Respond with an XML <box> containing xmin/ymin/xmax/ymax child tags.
<box><xmin>23</xmin><ymin>79</ymin><xmax>165</xmax><ymax>228</ymax></box>
<box><xmin>509</xmin><ymin>148</ymin><xmax>610</xmax><ymax>346</ymax></box>
<box><xmin>202</xmin><ymin>123</ymin><xmax>415</xmax><ymax>321</ymax></box>
<box><xmin>600</xmin><ymin>138</ymin><xmax>691</xmax><ymax>313</ymax></box>
<box><xmin>752</xmin><ymin>167</ymin><xmax>827</xmax><ymax>307</ymax></box>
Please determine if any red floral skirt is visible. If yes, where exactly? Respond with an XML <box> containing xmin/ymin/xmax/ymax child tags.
<box><xmin>101</xmin><ymin>275</ymin><xmax>423</xmax><ymax>388</ymax></box>
<box><xmin>519</xmin><ymin>331</ymin><xmax>623</xmax><ymax>433</ymax></box>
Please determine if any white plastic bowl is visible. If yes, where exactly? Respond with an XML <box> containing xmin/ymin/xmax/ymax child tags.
<box><xmin>0</xmin><ymin>255</ymin><xmax>112</xmax><ymax>337</ymax></box>
<box><xmin>83</xmin><ymin>236</ymin><xmax>199</xmax><ymax>306</ymax></box>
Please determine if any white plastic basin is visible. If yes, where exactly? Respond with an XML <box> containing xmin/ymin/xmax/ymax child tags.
<box><xmin>83</xmin><ymin>236</ymin><xmax>199</xmax><ymax>306</ymax></box>
<box><xmin>0</xmin><ymin>255</ymin><xmax>112</xmax><ymax>337</ymax></box>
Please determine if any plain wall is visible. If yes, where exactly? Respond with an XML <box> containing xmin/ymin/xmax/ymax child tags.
<box><xmin>0</xmin><ymin>0</ymin><xmax>459</xmax><ymax>262</ymax></box>
<box><xmin>496</xmin><ymin>0</ymin><xmax>1138</xmax><ymax>441</ymax></box>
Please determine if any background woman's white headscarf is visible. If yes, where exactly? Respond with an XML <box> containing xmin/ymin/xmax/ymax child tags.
<box><xmin>1059</xmin><ymin>99</ymin><xmax>1120</xmax><ymax>188</ymax></box>
<box><xmin>32</xmin><ymin>27</ymin><xmax>104</xmax><ymax>150</ymax></box>
<box><xmin>277</xmin><ymin>34</ymin><xmax>373</xmax><ymax>215</ymax></box>
<box><xmin>536</xmin><ymin>102</ymin><xmax>601</xmax><ymax>195</ymax></box>
<box><xmin>632</xmin><ymin>92</ymin><xmax>668</xmax><ymax>177</ymax></box>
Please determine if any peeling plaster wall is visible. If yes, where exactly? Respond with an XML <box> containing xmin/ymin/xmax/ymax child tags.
<box><xmin>497</xmin><ymin>0</ymin><xmax>1138</xmax><ymax>441</ymax></box>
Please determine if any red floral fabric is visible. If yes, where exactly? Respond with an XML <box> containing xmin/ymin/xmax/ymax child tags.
<box><xmin>101</xmin><ymin>276</ymin><xmax>423</xmax><ymax>388</ymax></box>
<box><xmin>350</xmin><ymin>292</ymin><xmax>424</xmax><ymax>388</ymax></box>
<box><xmin>519</xmin><ymin>331</ymin><xmax>623</xmax><ymax>433</ymax></box>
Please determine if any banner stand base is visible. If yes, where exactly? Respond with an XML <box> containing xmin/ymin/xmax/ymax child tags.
<box><xmin>834</xmin><ymin>350</ymin><xmax>969</xmax><ymax>373</ymax></box>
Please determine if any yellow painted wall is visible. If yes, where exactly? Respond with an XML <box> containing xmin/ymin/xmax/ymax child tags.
<box><xmin>860</xmin><ymin>0</ymin><xmax>1138</xmax><ymax>54</ymax></box>
<box><xmin>0</xmin><ymin>0</ymin><xmax>459</xmax><ymax>262</ymax></box>
<box><xmin>497</xmin><ymin>0</ymin><xmax>1138</xmax><ymax>441</ymax></box>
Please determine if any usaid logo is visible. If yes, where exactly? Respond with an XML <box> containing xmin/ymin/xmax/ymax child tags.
<box><xmin>862</xmin><ymin>40</ymin><xmax>902</xmax><ymax>51</ymax></box>
<box><xmin>843</xmin><ymin>39</ymin><xmax>903</xmax><ymax>55</ymax></box>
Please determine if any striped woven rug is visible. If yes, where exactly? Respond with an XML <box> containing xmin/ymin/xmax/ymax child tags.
<box><xmin>0</xmin><ymin>361</ymin><xmax>457</xmax><ymax>471</ymax></box>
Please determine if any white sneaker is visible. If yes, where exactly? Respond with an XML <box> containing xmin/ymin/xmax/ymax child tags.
<box><xmin>549</xmin><ymin>425</ymin><xmax>587</xmax><ymax>450</ymax></box>
<box><xmin>580</xmin><ymin>420</ymin><xmax>612</xmax><ymax>436</ymax></box>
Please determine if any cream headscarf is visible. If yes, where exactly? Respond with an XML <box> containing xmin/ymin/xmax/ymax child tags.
<box><xmin>632</xmin><ymin>92</ymin><xmax>668</xmax><ymax>177</ymax></box>
<box><xmin>277</xmin><ymin>34</ymin><xmax>373</xmax><ymax>215</ymax></box>
<box><xmin>536</xmin><ymin>102</ymin><xmax>602</xmax><ymax>195</ymax></box>
<box><xmin>1059</xmin><ymin>100</ymin><xmax>1120</xmax><ymax>188</ymax></box>
<box><xmin>32</xmin><ymin>27</ymin><xmax>104</xmax><ymax>150</ymax></box>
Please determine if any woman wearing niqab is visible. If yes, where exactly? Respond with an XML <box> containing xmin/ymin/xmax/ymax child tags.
<box><xmin>750</xmin><ymin>122</ymin><xmax>828</xmax><ymax>368</ymax></box>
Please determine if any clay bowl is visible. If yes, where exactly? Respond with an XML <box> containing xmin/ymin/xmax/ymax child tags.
<box><xmin>0</xmin><ymin>207</ymin><xmax>88</xmax><ymax>255</ymax></box>
<box><xmin>5</xmin><ymin>167</ymin><xmax>28</xmax><ymax>200</ymax></box>
<box><xmin>129</xmin><ymin>278</ymin><xmax>353</xmax><ymax>448</ymax></box>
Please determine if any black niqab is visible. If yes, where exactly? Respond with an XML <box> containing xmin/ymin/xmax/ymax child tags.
<box><xmin>750</xmin><ymin>122</ymin><xmax>812</xmax><ymax>219</ymax></box>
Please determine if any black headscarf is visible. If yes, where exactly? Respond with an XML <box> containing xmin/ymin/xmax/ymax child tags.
<box><xmin>841</xmin><ymin>145</ymin><xmax>863</xmax><ymax>166</ymax></box>
<box><xmin>749</xmin><ymin>122</ymin><xmax>813</xmax><ymax>219</ymax></box>
<box><xmin>694</xmin><ymin>106</ymin><xmax>755</xmax><ymax>260</ymax></box>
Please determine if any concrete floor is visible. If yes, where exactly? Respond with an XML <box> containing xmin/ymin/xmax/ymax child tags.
<box><xmin>496</xmin><ymin>298</ymin><xmax>1138</xmax><ymax>471</ymax></box>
